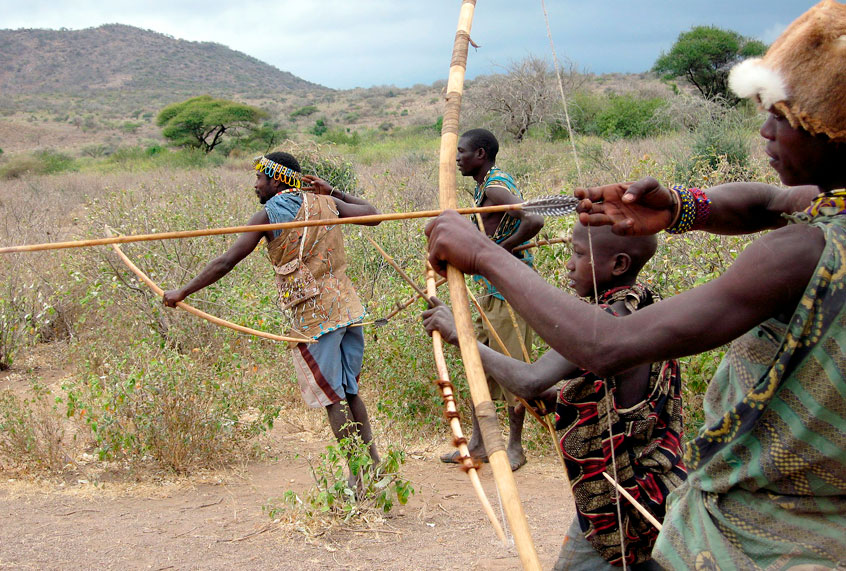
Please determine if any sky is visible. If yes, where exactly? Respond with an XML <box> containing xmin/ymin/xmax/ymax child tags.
<box><xmin>1</xmin><ymin>0</ymin><xmax>813</xmax><ymax>90</ymax></box>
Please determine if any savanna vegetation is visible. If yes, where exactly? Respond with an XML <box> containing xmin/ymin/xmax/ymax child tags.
<box><xmin>1</xmin><ymin>35</ymin><xmax>778</xmax><ymax>526</ymax></box>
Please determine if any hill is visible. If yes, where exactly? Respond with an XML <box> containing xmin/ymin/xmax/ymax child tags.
<box><xmin>0</xmin><ymin>24</ymin><xmax>326</xmax><ymax>102</ymax></box>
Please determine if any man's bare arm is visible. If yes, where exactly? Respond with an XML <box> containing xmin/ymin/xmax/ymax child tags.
<box><xmin>422</xmin><ymin>298</ymin><xmax>579</xmax><ymax>399</ymax></box>
<box><xmin>426</xmin><ymin>210</ymin><xmax>823</xmax><ymax>376</ymax></box>
<box><xmin>163</xmin><ymin>210</ymin><xmax>268</xmax><ymax>306</ymax></box>
<box><xmin>302</xmin><ymin>175</ymin><xmax>381</xmax><ymax>225</ymax></box>
<box><xmin>576</xmin><ymin>177</ymin><xmax>820</xmax><ymax>236</ymax></box>
<box><xmin>483</xmin><ymin>185</ymin><xmax>544</xmax><ymax>252</ymax></box>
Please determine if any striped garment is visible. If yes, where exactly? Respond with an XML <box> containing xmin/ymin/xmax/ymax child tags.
<box><xmin>472</xmin><ymin>166</ymin><xmax>533</xmax><ymax>301</ymax></box>
<box><xmin>555</xmin><ymin>284</ymin><xmax>687</xmax><ymax>566</ymax></box>
<box><xmin>655</xmin><ymin>200</ymin><xmax>846</xmax><ymax>569</ymax></box>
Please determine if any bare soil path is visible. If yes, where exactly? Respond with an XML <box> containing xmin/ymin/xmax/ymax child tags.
<box><xmin>0</xmin><ymin>424</ymin><xmax>575</xmax><ymax>570</ymax></box>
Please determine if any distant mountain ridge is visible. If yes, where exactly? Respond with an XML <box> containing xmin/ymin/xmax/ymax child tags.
<box><xmin>0</xmin><ymin>24</ymin><xmax>326</xmax><ymax>96</ymax></box>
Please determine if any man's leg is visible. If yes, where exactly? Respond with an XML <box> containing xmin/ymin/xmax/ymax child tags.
<box><xmin>506</xmin><ymin>405</ymin><xmax>526</xmax><ymax>471</ymax></box>
<box><xmin>487</xmin><ymin>297</ymin><xmax>529</xmax><ymax>471</ymax></box>
<box><xmin>325</xmin><ymin>400</ymin><xmax>356</xmax><ymax>442</ymax></box>
<box><xmin>346</xmin><ymin>392</ymin><xmax>379</xmax><ymax>464</ymax></box>
<box><xmin>335</xmin><ymin>326</ymin><xmax>379</xmax><ymax>470</ymax></box>
<box><xmin>554</xmin><ymin>518</ymin><xmax>618</xmax><ymax>571</ymax></box>
<box><xmin>324</xmin><ymin>400</ymin><xmax>366</xmax><ymax>490</ymax></box>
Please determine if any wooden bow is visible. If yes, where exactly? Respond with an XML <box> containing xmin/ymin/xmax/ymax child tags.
<box><xmin>436</xmin><ymin>2</ymin><xmax>540</xmax><ymax>568</ymax></box>
<box><xmin>426</xmin><ymin>264</ymin><xmax>506</xmax><ymax>542</ymax></box>
<box><xmin>105</xmin><ymin>227</ymin><xmax>313</xmax><ymax>344</ymax></box>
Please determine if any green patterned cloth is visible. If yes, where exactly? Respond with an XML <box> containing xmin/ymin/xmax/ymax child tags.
<box><xmin>471</xmin><ymin>166</ymin><xmax>533</xmax><ymax>301</ymax></box>
<box><xmin>655</xmin><ymin>209</ymin><xmax>846</xmax><ymax>569</ymax></box>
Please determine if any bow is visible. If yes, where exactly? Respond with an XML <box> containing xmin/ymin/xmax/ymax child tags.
<box><xmin>105</xmin><ymin>227</ymin><xmax>313</xmax><ymax>345</ymax></box>
<box><xmin>436</xmin><ymin>2</ymin><xmax>541</xmax><ymax>568</ymax></box>
<box><xmin>426</xmin><ymin>263</ymin><xmax>506</xmax><ymax>542</ymax></box>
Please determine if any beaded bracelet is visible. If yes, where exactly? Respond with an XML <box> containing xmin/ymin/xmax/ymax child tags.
<box><xmin>666</xmin><ymin>185</ymin><xmax>711</xmax><ymax>234</ymax></box>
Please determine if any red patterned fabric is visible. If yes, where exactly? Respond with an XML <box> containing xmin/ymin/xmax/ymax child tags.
<box><xmin>554</xmin><ymin>284</ymin><xmax>687</xmax><ymax>566</ymax></box>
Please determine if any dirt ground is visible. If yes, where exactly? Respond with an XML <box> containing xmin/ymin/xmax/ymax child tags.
<box><xmin>0</xmin><ymin>345</ymin><xmax>575</xmax><ymax>570</ymax></box>
<box><xmin>0</xmin><ymin>426</ymin><xmax>574</xmax><ymax>570</ymax></box>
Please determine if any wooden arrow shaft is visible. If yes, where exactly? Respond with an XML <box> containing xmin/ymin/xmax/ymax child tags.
<box><xmin>0</xmin><ymin>204</ymin><xmax>523</xmax><ymax>255</ymax></box>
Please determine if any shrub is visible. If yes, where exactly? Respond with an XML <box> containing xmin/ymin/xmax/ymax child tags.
<box><xmin>674</xmin><ymin>109</ymin><xmax>754</xmax><ymax>185</ymax></box>
<box><xmin>81</xmin><ymin>144</ymin><xmax>112</xmax><ymax>158</ymax></box>
<box><xmin>562</xmin><ymin>92</ymin><xmax>670</xmax><ymax>140</ymax></box>
<box><xmin>0</xmin><ymin>278</ymin><xmax>53</xmax><ymax>371</ymax></box>
<box><xmin>279</xmin><ymin>141</ymin><xmax>359</xmax><ymax>193</ymax></box>
<box><xmin>266</xmin><ymin>430</ymin><xmax>413</xmax><ymax>528</ymax></box>
<box><xmin>310</xmin><ymin>118</ymin><xmax>328</xmax><ymax>137</ymax></box>
<box><xmin>319</xmin><ymin>129</ymin><xmax>361</xmax><ymax>147</ymax></box>
<box><xmin>0</xmin><ymin>150</ymin><xmax>77</xmax><ymax>179</ymax></box>
<box><xmin>289</xmin><ymin>105</ymin><xmax>319</xmax><ymax>119</ymax></box>
<box><xmin>594</xmin><ymin>95</ymin><xmax>669</xmax><ymax>139</ymax></box>
<box><xmin>0</xmin><ymin>155</ymin><xmax>43</xmax><ymax>180</ymax></box>
<box><xmin>63</xmin><ymin>343</ymin><xmax>278</xmax><ymax>472</ymax></box>
<box><xmin>0</xmin><ymin>386</ymin><xmax>66</xmax><ymax>473</ymax></box>
<box><xmin>120</xmin><ymin>121</ymin><xmax>142</xmax><ymax>134</ymax></box>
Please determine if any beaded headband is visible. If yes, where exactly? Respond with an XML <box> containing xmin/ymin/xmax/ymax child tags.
<box><xmin>253</xmin><ymin>156</ymin><xmax>303</xmax><ymax>189</ymax></box>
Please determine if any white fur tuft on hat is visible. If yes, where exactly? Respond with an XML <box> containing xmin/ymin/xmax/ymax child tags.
<box><xmin>728</xmin><ymin>58</ymin><xmax>788</xmax><ymax>111</ymax></box>
<box><xmin>728</xmin><ymin>0</ymin><xmax>846</xmax><ymax>142</ymax></box>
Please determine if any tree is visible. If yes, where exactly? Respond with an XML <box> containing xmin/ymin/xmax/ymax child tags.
<box><xmin>472</xmin><ymin>55</ymin><xmax>557</xmax><ymax>142</ymax></box>
<box><xmin>156</xmin><ymin>96</ymin><xmax>268</xmax><ymax>153</ymax></box>
<box><xmin>653</xmin><ymin>26</ymin><xmax>767</xmax><ymax>101</ymax></box>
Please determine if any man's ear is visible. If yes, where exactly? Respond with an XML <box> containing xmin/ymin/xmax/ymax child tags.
<box><xmin>475</xmin><ymin>147</ymin><xmax>487</xmax><ymax>161</ymax></box>
<box><xmin>612</xmin><ymin>253</ymin><xmax>631</xmax><ymax>276</ymax></box>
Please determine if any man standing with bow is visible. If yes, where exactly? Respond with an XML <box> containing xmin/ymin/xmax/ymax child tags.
<box><xmin>439</xmin><ymin>128</ymin><xmax>543</xmax><ymax>471</ymax></box>
<box><xmin>164</xmin><ymin>151</ymin><xmax>381</xmax><ymax>487</ymax></box>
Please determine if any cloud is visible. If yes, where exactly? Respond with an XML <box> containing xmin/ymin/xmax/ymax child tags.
<box><xmin>0</xmin><ymin>0</ymin><xmax>812</xmax><ymax>88</ymax></box>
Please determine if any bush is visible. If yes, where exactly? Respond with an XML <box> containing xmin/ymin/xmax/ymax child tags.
<box><xmin>280</xmin><ymin>141</ymin><xmax>359</xmax><ymax>193</ymax></box>
<box><xmin>594</xmin><ymin>95</ymin><xmax>669</xmax><ymax>139</ymax></box>
<box><xmin>289</xmin><ymin>105</ymin><xmax>319</xmax><ymax>119</ymax></box>
<box><xmin>266</xmin><ymin>430</ymin><xmax>413</xmax><ymax>528</ymax></box>
<box><xmin>63</xmin><ymin>343</ymin><xmax>279</xmax><ymax>472</ymax></box>
<box><xmin>0</xmin><ymin>386</ymin><xmax>66</xmax><ymax>473</ymax></box>
<box><xmin>0</xmin><ymin>279</ymin><xmax>53</xmax><ymax>371</ymax></box>
<box><xmin>674</xmin><ymin>109</ymin><xmax>754</xmax><ymax>185</ymax></box>
<box><xmin>0</xmin><ymin>150</ymin><xmax>77</xmax><ymax>179</ymax></box>
<box><xmin>0</xmin><ymin>155</ymin><xmax>43</xmax><ymax>180</ymax></box>
<box><xmin>120</xmin><ymin>121</ymin><xmax>142</xmax><ymax>134</ymax></box>
<box><xmin>562</xmin><ymin>92</ymin><xmax>670</xmax><ymax>140</ymax></box>
<box><xmin>234</xmin><ymin>122</ymin><xmax>288</xmax><ymax>153</ymax></box>
<box><xmin>319</xmin><ymin>129</ymin><xmax>361</xmax><ymax>147</ymax></box>
<box><xmin>310</xmin><ymin>118</ymin><xmax>328</xmax><ymax>137</ymax></box>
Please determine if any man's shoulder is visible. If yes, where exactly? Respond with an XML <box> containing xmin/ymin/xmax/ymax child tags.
<box><xmin>483</xmin><ymin>167</ymin><xmax>518</xmax><ymax>188</ymax></box>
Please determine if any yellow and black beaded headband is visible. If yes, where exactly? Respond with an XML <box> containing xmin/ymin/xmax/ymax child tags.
<box><xmin>253</xmin><ymin>156</ymin><xmax>303</xmax><ymax>189</ymax></box>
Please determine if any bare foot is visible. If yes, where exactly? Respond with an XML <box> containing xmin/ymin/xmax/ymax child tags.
<box><xmin>439</xmin><ymin>449</ymin><xmax>488</xmax><ymax>464</ymax></box>
<box><xmin>507</xmin><ymin>447</ymin><xmax>526</xmax><ymax>472</ymax></box>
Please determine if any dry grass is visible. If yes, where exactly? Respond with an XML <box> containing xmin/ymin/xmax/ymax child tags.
<box><xmin>0</xmin><ymin>74</ymin><xmax>784</xmax><ymax>481</ymax></box>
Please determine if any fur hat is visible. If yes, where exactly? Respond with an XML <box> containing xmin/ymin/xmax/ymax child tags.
<box><xmin>729</xmin><ymin>0</ymin><xmax>846</xmax><ymax>142</ymax></box>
